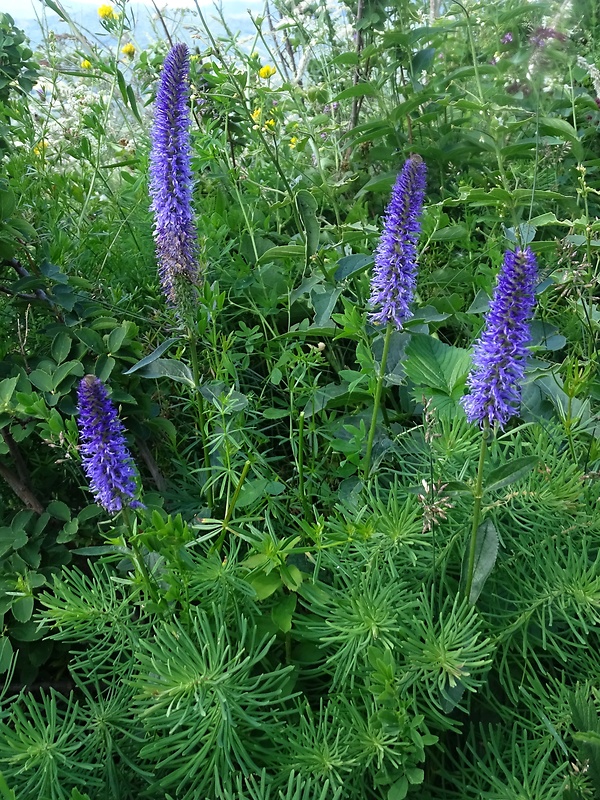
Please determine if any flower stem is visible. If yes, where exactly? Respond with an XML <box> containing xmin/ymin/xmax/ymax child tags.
<box><xmin>363</xmin><ymin>323</ymin><xmax>393</xmax><ymax>481</ymax></box>
<box><xmin>464</xmin><ymin>422</ymin><xmax>489</xmax><ymax>602</ymax></box>
<box><xmin>122</xmin><ymin>507</ymin><xmax>160</xmax><ymax>606</ymax></box>
<box><xmin>298</xmin><ymin>411</ymin><xmax>311</xmax><ymax>519</ymax></box>
<box><xmin>213</xmin><ymin>459</ymin><xmax>251</xmax><ymax>553</ymax></box>
<box><xmin>187</xmin><ymin>332</ymin><xmax>213</xmax><ymax>510</ymax></box>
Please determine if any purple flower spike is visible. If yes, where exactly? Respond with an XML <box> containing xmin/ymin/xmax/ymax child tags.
<box><xmin>501</xmin><ymin>32</ymin><xmax>513</xmax><ymax>44</ymax></box>
<box><xmin>529</xmin><ymin>27</ymin><xmax>566</xmax><ymax>48</ymax></box>
<box><xmin>369</xmin><ymin>154</ymin><xmax>427</xmax><ymax>330</ymax></box>
<box><xmin>149</xmin><ymin>43</ymin><xmax>199</xmax><ymax>307</ymax></box>
<box><xmin>462</xmin><ymin>247</ymin><xmax>538</xmax><ymax>429</ymax></box>
<box><xmin>77</xmin><ymin>375</ymin><xmax>141</xmax><ymax>513</ymax></box>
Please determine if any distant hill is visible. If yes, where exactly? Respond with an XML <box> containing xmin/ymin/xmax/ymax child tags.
<box><xmin>14</xmin><ymin>2</ymin><xmax>261</xmax><ymax>52</ymax></box>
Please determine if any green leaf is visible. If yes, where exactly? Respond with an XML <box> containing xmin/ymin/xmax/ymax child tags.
<box><xmin>42</xmin><ymin>0</ymin><xmax>70</xmax><ymax>21</ymax></box>
<box><xmin>9</xmin><ymin>620</ymin><xmax>45</xmax><ymax>641</ymax></box>
<box><xmin>72</xmin><ymin>545</ymin><xmax>120</xmax><ymax>556</ymax></box>
<box><xmin>52</xmin><ymin>360</ymin><xmax>84</xmax><ymax>389</ymax></box>
<box><xmin>116</xmin><ymin>67</ymin><xmax>128</xmax><ymax>106</ymax></box>
<box><xmin>430</xmin><ymin>224</ymin><xmax>468</xmax><ymax>241</ymax></box>
<box><xmin>296</xmin><ymin>190</ymin><xmax>320</xmax><ymax>258</ymax></box>
<box><xmin>388</xmin><ymin>776</ymin><xmax>408</xmax><ymax>800</ymax></box>
<box><xmin>464</xmin><ymin>519</ymin><xmax>499</xmax><ymax>605</ymax></box>
<box><xmin>573</xmin><ymin>730</ymin><xmax>600</xmax><ymax>746</ymax></box>
<box><xmin>47</xmin><ymin>500</ymin><xmax>71</xmax><ymax>522</ymax></box>
<box><xmin>302</xmin><ymin>382</ymin><xmax>349</xmax><ymax>418</ymax></box>
<box><xmin>539</xmin><ymin>116</ymin><xmax>583</xmax><ymax>159</ymax></box>
<box><xmin>249</xmin><ymin>572</ymin><xmax>282</xmax><ymax>600</ymax></box>
<box><xmin>262</xmin><ymin>408</ymin><xmax>289</xmax><ymax>419</ymax></box>
<box><xmin>199</xmin><ymin>382</ymin><xmax>248</xmax><ymax>412</ymax></box>
<box><xmin>75</xmin><ymin>328</ymin><xmax>106</xmax><ymax>353</ymax></box>
<box><xmin>96</xmin><ymin>355</ymin><xmax>116</xmax><ymax>383</ymax></box>
<box><xmin>51</xmin><ymin>332</ymin><xmax>71</xmax><ymax>364</ymax></box>
<box><xmin>0</xmin><ymin>527</ymin><xmax>27</xmax><ymax>557</ymax></box>
<box><xmin>123</xmin><ymin>338</ymin><xmax>179</xmax><ymax>375</ymax></box>
<box><xmin>404</xmin><ymin>334</ymin><xmax>471</xmax><ymax>396</ymax></box>
<box><xmin>107</xmin><ymin>326</ymin><xmax>127</xmax><ymax>354</ymax></box>
<box><xmin>333</xmin><ymin>83</ymin><xmax>379</xmax><ymax>101</ymax></box>
<box><xmin>12</xmin><ymin>595</ymin><xmax>34</xmax><ymax>623</ymax></box>
<box><xmin>258</xmin><ymin>245</ymin><xmax>305</xmax><ymax>262</ymax></box>
<box><xmin>280</xmin><ymin>564</ymin><xmax>303</xmax><ymax>591</ymax></box>
<box><xmin>334</xmin><ymin>254</ymin><xmax>374</xmax><ymax>281</ymax></box>
<box><xmin>406</xmin><ymin>767</ymin><xmax>425</xmax><ymax>785</ymax></box>
<box><xmin>0</xmin><ymin>770</ymin><xmax>17</xmax><ymax>799</ymax></box>
<box><xmin>0</xmin><ymin>187</ymin><xmax>16</xmax><ymax>219</ymax></box>
<box><xmin>28</xmin><ymin>369</ymin><xmax>53</xmax><ymax>393</ymax></box>
<box><xmin>271</xmin><ymin>593</ymin><xmax>297</xmax><ymax>633</ymax></box>
<box><xmin>57</xmin><ymin>518</ymin><xmax>79</xmax><ymax>543</ymax></box>
<box><xmin>126</xmin><ymin>85</ymin><xmax>142</xmax><ymax>123</ymax></box>
<box><xmin>0</xmin><ymin>637</ymin><xmax>14</xmax><ymax>674</ymax></box>
<box><xmin>355</xmin><ymin>172</ymin><xmax>397</xmax><ymax>198</ymax></box>
<box><xmin>484</xmin><ymin>455</ymin><xmax>538</xmax><ymax>493</ymax></box>
<box><xmin>0</xmin><ymin>377</ymin><xmax>18</xmax><ymax>406</ymax></box>
<box><xmin>137</xmin><ymin>358</ymin><xmax>194</xmax><ymax>387</ymax></box>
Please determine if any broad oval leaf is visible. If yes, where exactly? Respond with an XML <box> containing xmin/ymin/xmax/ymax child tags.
<box><xmin>484</xmin><ymin>455</ymin><xmax>538</xmax><ymax>494</ymax></box>
<box><xmin>123</xmin><ymin>337</ymin><xmax>180</xmax><ymax>375</ymax></box>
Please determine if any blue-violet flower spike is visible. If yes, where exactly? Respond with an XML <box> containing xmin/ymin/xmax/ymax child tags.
<box><xmin>149</xmin><ymin>43</ymin><xmax>199</xmax><ymax>306</ymax></box>
<box><xmin>369</xmin><ymin>154</ymin><xmax>427</xmax><ymax>330</ymax></box>
<box><xmin>462</xmin><ymin>247</ymin><xmax>538</xmax><ymax>429</ymax></box>
<box><xmin>77</xmin><ymin>375</ymin><xmax>141</xmax><ymax>513</ymax></box>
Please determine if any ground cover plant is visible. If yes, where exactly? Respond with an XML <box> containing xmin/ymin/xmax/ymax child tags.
<box><xmin>1</xmin><ymin>0</ymin><xmax>600</xmax><ymax>797</ymax></box>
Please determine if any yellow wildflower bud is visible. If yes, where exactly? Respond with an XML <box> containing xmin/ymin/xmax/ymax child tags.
<box><xmin>251</xmin><ymin>108</ymin><xmax>261</xmax><ymax>123</ymax></box>
<box><xmin>81</xmin><ymin>59</ymin><xmax>92</xmax><ymax>69</ymax></box>
<box><xmin>121</xmin><ymin>43</ymin><xmax>135</xmax><ymax>57</ymax></box>
<box><xmin>98</xmin><ymin>4</ymin><xmax>115</xmax><ymax>19</ymax></box>
<box><xmin>258</xmin><ymin>65</ymin><xmax>276</xmax><ymax>80</ymax></box>
<box><xmin>33</xmin><ymin>140</ymin><xmax>48</xmax><ymax>156</ymax></box>
<box><xmin>289</xmin><ymin>136</ymin><xmax>298</xmax><ymax>149</ymax></box>
<box><xmin>265</xmin><ymin>118</ymin><xmax>276</xmax><ymax>129</ymax></box>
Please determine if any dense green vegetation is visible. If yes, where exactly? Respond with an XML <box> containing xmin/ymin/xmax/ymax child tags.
<box><xmin>1</xmin><ymin>0</ymin><xmax>600</xmax><ymax>797</ymax></box>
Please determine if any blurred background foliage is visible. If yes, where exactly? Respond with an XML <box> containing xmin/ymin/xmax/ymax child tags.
<box><xmin>0</xmin><ymin>0</ymin><xmax>600</xmax><ymax>797</ymax></box>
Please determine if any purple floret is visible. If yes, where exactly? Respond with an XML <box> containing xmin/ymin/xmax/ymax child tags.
<box><xmin>369</xmin><ymin>154</ymin><xmax>427</xmax><ymax>330</ymax></box>
<box><xmin>77</xmin><ymin>375</ymin><xmax>140</xmax><ymax>513</ymax></box>
<box><xmin>149</xmin><ymin>43</ymin><xmax>199</xmax><ymax>306</ymax></box>
<box><xmin>462</xmin><ymin>247</ymin><xmax>538</xmax><ymax>429</ymax></box>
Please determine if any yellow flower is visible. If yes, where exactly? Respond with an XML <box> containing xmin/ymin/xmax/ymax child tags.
<box><xmin>98</xmin><ymin>4</ymin><xmax>115</xmax><ymax>19</ymax></box>
<box><xmin>289</xmin><ymin>136</ymin><xmax>298</xmax><ymax>149</ymax></box>
<box><xmin>33</xmin><ymin>140</ymin><xmax>48</xmax><ymax>156</ymax></box>
<box><xmin>251</xmin><ymin>108</ymin><xmax>262</xmax><ymax>123</ymax></box>
<box><xmin>258</xmin><ymin>65</ymin><xmax>276</xmax><ymax>80</ymax></box>
<box><xmin>265</xmin><ymin>118</ymin><xmax>276</xmax><ymax>129</ymax></box>
<box><xmin>121</xmin><ymin>43</ymin><xmax>135</xmax><ymax>57</ymax></box>
<box><xmin>81</xmin><ymin>59</ymin><xmax>92</xmax><ymax>69</ymax></box>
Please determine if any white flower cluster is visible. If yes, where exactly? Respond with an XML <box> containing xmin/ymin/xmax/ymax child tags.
<box><xmin>577</xmin><ymin>56</ymin><xmax>600</xmax><ymax>98</ymax></box>
<box><xmin>30</xmin><ymin>70</ymin><xmax>144</xmax><ymax>167</ymax></box>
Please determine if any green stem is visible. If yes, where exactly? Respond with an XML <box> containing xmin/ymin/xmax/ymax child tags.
<box><xmin>453</xmin><ymin>0</ymin><xmax>483</xmax><ymax>103</ymax></box>
<box><xmin>213</xmin><ymin>459</ymin><xmax>251</xmax><ymax>553</ymax></box>
<box><xmin>464</xmin><ymin>422</ymin><xmax>489</xmax><ymax>602</ymax></box>
<box><xmin>122</xmin><ymin>507</ymin><xmax>160</xmax><ymax>606</ymax></box>
<box><xmin>363</xmin><ymin>323</ymin><xmax>393</xmax><ymax>481</ymax></box>
<box><xmin>298</xmin><ymin>411</ymin><xmax>311</xmax><ymax>519</ymax></box>
<box><xmin>192</xmin><ymin>1</ymin><xmax>304</xmax><ymax>239</ymax></box>
<box><xmin>187</xmin><ymin>333</ymin><xmax>213</xmax><ymax>509</ymax></box>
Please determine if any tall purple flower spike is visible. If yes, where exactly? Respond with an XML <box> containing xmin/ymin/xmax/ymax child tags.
<box><xmin>149</xmin><ymin>43</ymin><xmax>199</xmax><ymax>306</ymax></box>
<box><xmin>462</xmin><ymin>247</ymin><xmax>538</xmax><ymax>429</ymax></box>
<box><xmin>77</xmin><ymin>375</ymin><xmax>140</xmax><ymax>513</ymax></box>
<box><xmin>369</xmin><ymin>154</ymin><xmax>427</xmax><ymax>330</ymax></box>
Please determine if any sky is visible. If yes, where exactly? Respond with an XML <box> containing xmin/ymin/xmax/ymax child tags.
<box><xmin>0</xmin><ymin>0</ymin><xmax>211</xmax><ymax>17</ymax></box>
